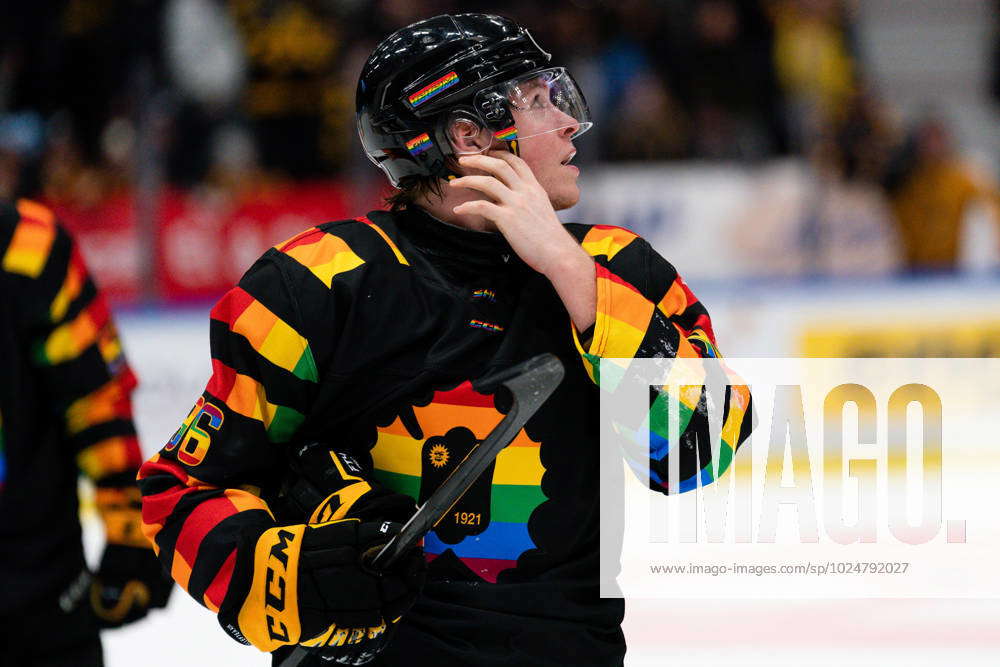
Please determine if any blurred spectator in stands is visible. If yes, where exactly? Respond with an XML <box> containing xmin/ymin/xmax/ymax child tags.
<box><xmin>882</xmin><ymin>114</ymin><xmax>1000</xmax><ymax>273</ymax></box>
<box><xmin>163</xmin><ymin>0</ymin><xmax>246</xmax><ymax>187</ymax></box>
<box><xmin>607</xmin><ymin>71</ymin><xmax>689</xmax><ymax>161</ymax></box>
<box><xmin>0</xmin><ymin>112</ymin><xmax>44</xmax><ymax>201</ymax></box>
<box><xmin>817</xmin><ymin>85</ymin><xmax>893</xmax><ymax>185</ymax></box>
<box><xmin>734</xmin><ymin>87</ymin><xmax>900</xmax><ymax>278</ymax></box>
<box><xmin>40</xmin><ymin>115</ymin><xmax>109</xmax><ymax>211</ymax></box>
<box><xmin>992</xmin><ymin>0</ymin><xmax>1000</xmax><ymax>105</ymax></box>
<box><xmin>1</xmin><ymin>0</ymin><xmax>166</xmax><ymax>203</ymax></box>
<box><xmin>768</xmin><ymin>0</ymin><xmax>859</xmax><ymax>153</ymax></box>
<box><xmin>1</xmin><ymin>5</ymin><xmax>58</xmax><ymax>201</ymax></box>
<box><xmin>597</xmin><ymin>0</ymin><xmax>687</xmax><ymax>160</ymax></box>
<box><xmin>4</xmin><ymin>0</ymin><xmax>165</xmax><ymax>168</ymax></box>
<box><xmin>659</xmin><ymin>0</ymin><xmax>787</xmax><ymax>160</ymax></box>
<box><xmin>227</xmin><ymin>0</ymin><xmax>358</xmax><ymax>179</ymax></box>
<box><xmin>202</xmin><ymin>122</ymin><xmax>266</xmax><ymax>198</ymax></box>
<box><xmin>804</xmin><ymin>86</ymin><xmax>900</xmax><ymax>276</ymax></box>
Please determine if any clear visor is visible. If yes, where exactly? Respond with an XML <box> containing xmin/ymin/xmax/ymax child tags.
<box><xmin>461</xmin><ymin>67</ymin><xmax>592</xmax><ymax>152</ymax></box>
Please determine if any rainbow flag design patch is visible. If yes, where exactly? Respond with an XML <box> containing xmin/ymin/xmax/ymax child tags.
<box><xmin>493</xmin><ymin>126</ymin><xmax>518</xmax><ymax>141</ymax></box>
<box><xmin>370</xmin><ymin>382</ymin><xmax>547</xmax><ymax>583</ymax></box>
<box><xmin>405</xmin><ymin>133</ymin><xmax>433</xmax><ymax>156</ymax></box>
<box><xmin>408</xmin><ymin>71</ymin><xmax>459</xmax><ymax>108</ymax></box>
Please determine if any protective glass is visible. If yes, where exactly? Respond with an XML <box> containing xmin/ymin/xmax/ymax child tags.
<box><xmin>469</xmin><ymin>67</ymin><xmax>592</xmax><ymax>149</ymax></box>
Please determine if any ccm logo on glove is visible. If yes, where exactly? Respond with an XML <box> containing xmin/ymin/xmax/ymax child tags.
<box><xmin>232</xmin><ymin>518</ymin><xmax>425</xmax><ymax>658</ymax></box>
<box><xmin>240</xmin><ymin>525</ymin><xmax>306</xmax><ymax>648</ymax></box>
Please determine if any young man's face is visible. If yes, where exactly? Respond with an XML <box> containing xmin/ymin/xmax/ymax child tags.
<box><xmin>506</xmin><ymin>78</ymin><xmax>582</xmax><ymax>211</ymax></box>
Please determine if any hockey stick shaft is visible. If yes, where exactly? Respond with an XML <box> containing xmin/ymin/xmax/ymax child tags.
<box><xmin>280</xmin><ymin>354</ymin><xmax>564</xmax><ymax>667</ymax></box>
<box><xmin>370</xmin><ymin>353</ymin><xmax>564</xmax><ymax>570</ymax></box>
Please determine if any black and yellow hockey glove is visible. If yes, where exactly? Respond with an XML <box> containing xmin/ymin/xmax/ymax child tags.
<box><xmin>280</xmin><ymin>443</ymin><xmax>416</xmax><ymax>526</ymax></box>
<box><xmin>91</xmin><ymin>484</ymin><xmax>174</xmax><ymax>628</ymax></box>
<box><xmin>220</xmin><ymin>518</ymin><xmax>426</xmax><ymax>661</ymax></box>
<box><xmin>216</xmin><ymin>443</ymin><xmax>425</xmax><ymax>662</ymax></box>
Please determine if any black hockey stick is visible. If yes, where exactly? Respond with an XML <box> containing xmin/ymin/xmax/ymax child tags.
<box><xmin>368</xmin><ymin>353</ymin><xmax>564</xmax><ymax>570</ymax></box>
<box><xmin>280</xmin><ymin>353</ymin><xmax>565</xmax><ymax>667</ymax></box>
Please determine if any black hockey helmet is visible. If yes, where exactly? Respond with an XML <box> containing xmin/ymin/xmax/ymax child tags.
<box><xmin>357</xmin><ymin>13</ymin><xmax>592</xmax><ymax>187</ymax></box>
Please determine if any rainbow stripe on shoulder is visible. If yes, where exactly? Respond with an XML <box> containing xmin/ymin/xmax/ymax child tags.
<box><xmin>580</xmin><ymin>224</ymin><xmax>639</xmax><ymax>261</ymax></box>
<box><xmin>274</xmin><ymin>227</ymin><xmax>364</xmax><ymax>288</ymax></box>
<box><xmin>2</xmin><ymin>199</ymin><xmax>57</xmax><ymax>279</ymax></box>
<box><xmin>355</xmin><ymin>216</ymin><xmax>409</xmax><ymax>265</ymax></box>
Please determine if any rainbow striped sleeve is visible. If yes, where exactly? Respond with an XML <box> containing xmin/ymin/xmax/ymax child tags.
<box><xmin>204</xmin><ymin>358</ymin><xmax>305</xmax><ymax>444</ymax></box>
<box><xmin>139</xmin><ymin>252</ymin><xmax>324</xmax><ymax>623</ymax></box>
<box><xmin>571</xmin><ymin>224</ymin><xmax>754</xmax><ymax>494</ymax></box>
<box><xmin>138</xmin><ymin>454</ymin><xmax>273</xmax><ymax>613</ymax></box>
<box><xmin>211</xmin><ymin>287</ymin><xmax>318</xmax><ymax>383</ymax></box>
<box><xmin>201</xmin><ymin>278</ymin><xmax>317</xmax><ymax>444</ymax></box>
<box><xmin>49</xmin><ymin>242</ymin><xmax>88</xmax><ymax>322</ymax></box>
<box><xmin>4</xmin><ymin>200</ymin><xmax>130</xmax><ymax>388</ymax></box>
<box><xmin>1</xmin><ymin>200</ymin><xmax>149</xmax><ymax>547</ymax></box>
<box><xmin>572</xmin><ymin>224</ymin><xmax>720</xmax><ymax>379</ymax></box>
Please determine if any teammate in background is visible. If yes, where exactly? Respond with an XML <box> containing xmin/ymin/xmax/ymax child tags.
<box><xmin>0</xmin><ymin>199</ymin><xmax>172</xmax><ymax>665</ymax></box>
<box><xmin>139</xmin><ymin>14</ymin><xmax>753</xmax><ymax>666</ymax></box>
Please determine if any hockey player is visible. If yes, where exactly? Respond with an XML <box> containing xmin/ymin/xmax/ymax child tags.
<box><xmin>138</xmin><ymin>14</ymin><xmax>753</xmax><ymax>667</ymax></box>
<box><xmin>0</xmin><ymin>199</ymin><xmax>172</xmax><ymax>665</ymax></box>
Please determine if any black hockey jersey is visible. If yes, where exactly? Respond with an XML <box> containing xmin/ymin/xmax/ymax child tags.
<box><xmin>138</xmin><ymin>206</ymin><xmax>752</xmax><ymax>665</ymax></box>
<box><xmin>0</xmin><ymin>199</ymin><xmax>146</xmax><ymax>612</ymax></box>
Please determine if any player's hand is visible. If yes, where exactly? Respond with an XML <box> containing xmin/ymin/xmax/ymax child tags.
<box><xmin>91</xmin><ymin>543</ymin><xmax>174</xmax><ymax>628</ymax></box>
<box><xmin>450</xmin><ymin>150</ymin><xmax>585</xmax><ymax>277</ymax></box>
<box><xmin>450</xmin><ymin>150</ymin><xmax>597</xmax><ymax>331</ymax></box>
<box><xmin>281</xmin><ymin>443</ymin><xmax>417</xmax><ymax>526</ymax></box>
<box><xmin>228</xmin><ymin>519</ymin><xmax>425</xmax><ymax>659</ymax></box>
<box><xmin>296</xmin><ymin>519</ymin><xmax>425</xmax><ymax>663</ymax></box>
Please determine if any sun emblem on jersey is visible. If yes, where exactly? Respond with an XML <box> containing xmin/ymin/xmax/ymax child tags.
<box><xmin>428</xmin><ymin>443</ymin><xmax>449</xmax><ymax>468</ymax></box>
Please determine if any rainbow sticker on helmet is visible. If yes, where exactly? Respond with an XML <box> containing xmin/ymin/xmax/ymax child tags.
<box><xmin>469</xmin><ymin>319</ymin><xmax>504</xmax><ymax>333</ymax></box>
<box><xmin>405</xmin><ymin>133</ymin><xmax>432</xmax><ymax>156</ymax></box>
<box><xmin>408</xmin><ymin>71</ymin><xmax>460</xmax><ymax>108</ymax></box>
<box><xmin>493</xmin><ymin>126</ymin><xmax>518</xmax><ymax>141</ymax></box>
